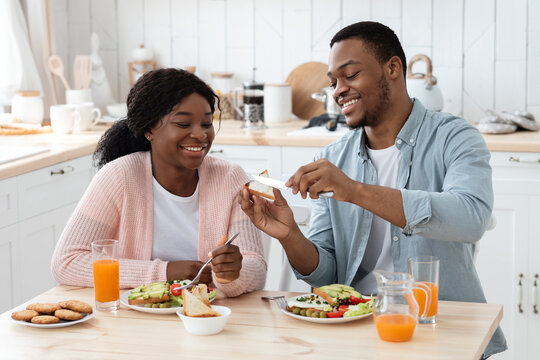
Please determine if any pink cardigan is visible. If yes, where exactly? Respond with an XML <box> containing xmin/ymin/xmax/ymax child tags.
<box><xmin>51</xmin><ymin>151</ymin><xmax>267</xmax><ymax>297</ymax></box>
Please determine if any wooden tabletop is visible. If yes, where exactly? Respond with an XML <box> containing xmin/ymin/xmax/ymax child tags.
<box><xmin>1</xmin><ymin>285</ymin><xmax>502</xmax><ymax>359</ymax></box>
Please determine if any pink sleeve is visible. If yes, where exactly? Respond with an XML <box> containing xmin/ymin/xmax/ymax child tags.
<box><xmin>51</xmin><ymin>161</ymin><xmax>168</xmax><ymax>289</ymax></box>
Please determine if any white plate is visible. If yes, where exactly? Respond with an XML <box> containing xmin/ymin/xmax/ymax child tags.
<box><xmin>12</xmin><ymin>311</ymin><xmax>95</xmax><ymax>328</ymax></box>
<box><xmin>280</xmin><ymin>294</ymin><xmax>372</xmax><ymax>324</ymax></box>
<box><xmin>120</xmin><ymin>289</ymin><xmax>216</xmax><ymax>314</ymax></box>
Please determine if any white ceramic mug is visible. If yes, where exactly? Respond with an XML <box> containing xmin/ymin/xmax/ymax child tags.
<box><xmin>73</xmin><ymin>102</ymin><xmax>101</xmax><ymax>131</ymax></box>
<box><xmin>66</xmin><ymin>88</ymin><xmax>92</xmax><ymax>105</ymax></box>
<box><xmin>50</xmin><ymin>105</ymin><xmax>80</xmax><ymax>134</ymax></box>
<box><xmin>264</xmin><ymin>83</ymin><xmax>292</xmax><ymax>123</ymax></box>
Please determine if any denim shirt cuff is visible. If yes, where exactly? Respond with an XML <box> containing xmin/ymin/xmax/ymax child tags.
<box><xmin>400</xmin><ymin>189</ymin><xmax>432</xmax><ymax>235</ymax></box>
<box><xmin>292</xmin><ymin>244</ymin><xmax>332</xmax><ymax>285</ymax></box>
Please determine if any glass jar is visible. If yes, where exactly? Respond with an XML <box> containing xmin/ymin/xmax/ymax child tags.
<box><xmin>11</xmin><ymin>91</ymin><xmax>44</xmax><ymax>124</ymax></box>
<box><xmin>372</xmin><ymin>271</ymin><xmax>432</xmax><ymax>342</ymax></box>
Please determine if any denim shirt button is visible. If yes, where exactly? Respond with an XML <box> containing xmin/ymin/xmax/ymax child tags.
<box><xmin>397</xmin><ymin>139</ymin><xmax>403</xmax><ymax>145</ymax></box>
<box><xmin>392</xmin><ymin>236</ymin><xmax>399</xmax><ymax>241</ymax></box>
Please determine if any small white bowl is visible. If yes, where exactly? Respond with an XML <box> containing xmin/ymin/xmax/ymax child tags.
<box><xmin>176</xmin><ymin>305</ymin><xmax>231</xmax><ymax>335</ymax></box>
<box><xmin>106</xmin><ymin>103</ymin><xmax>127</xmax><ymax>118</ymax></box>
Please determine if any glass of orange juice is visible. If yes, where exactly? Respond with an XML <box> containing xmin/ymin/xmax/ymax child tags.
<box><xmin>92</xmin><ymin>239</ymin><xmax>119</xmax><ymax>311</ymax></box>
<box><xmin>408</xmin><ymin>255</ymin><xmax>439</xmax><ymax>324</ymax></box>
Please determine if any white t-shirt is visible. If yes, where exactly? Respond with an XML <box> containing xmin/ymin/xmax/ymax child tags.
<box><xmin>355</xmin><ymin>144</ymin><xmax>401</xmax><ymax>294</ymax></box>
<box><xmin>151</xmin><ymin>177</ymin><xmax>199</xmax><ymax>262</ymax></box>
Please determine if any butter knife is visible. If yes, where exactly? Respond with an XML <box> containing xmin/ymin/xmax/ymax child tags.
<box><xmin>251</xmin><ymin>175</ymin><xmax>334</xmax><ymax>198</ymax></box>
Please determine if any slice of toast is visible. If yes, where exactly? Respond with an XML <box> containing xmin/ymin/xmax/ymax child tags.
<box><xmin>244</xmin><ymin>169</ymin><xmax>275</xmax><ymax>200</ymax></box>
<box><xmin>182</xmin><ymin>289</ymin><xmax>220</xmax><ymax>317</ymax></box>
<box><xmin>191</xmin><ymin>284</ymin><xmax>211</xmax><ymax>307</ymax></box>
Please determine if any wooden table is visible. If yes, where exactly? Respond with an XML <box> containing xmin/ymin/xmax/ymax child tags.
<box><xmin>1</xmin><ymin>286</ymin><xmax>501</xmax><ymax>359</ymax></box>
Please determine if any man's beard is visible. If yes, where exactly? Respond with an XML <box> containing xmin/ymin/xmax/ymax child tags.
<box><xmin>348</xmin><ymin>75</ymin><xmax>391</xmax><ymax>130</ymax></box>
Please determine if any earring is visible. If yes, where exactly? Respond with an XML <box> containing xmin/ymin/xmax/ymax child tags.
<box><xmin>146</xmin><ymin>135</ymin><xmax>152</xmax><ymax>141</ymax></box>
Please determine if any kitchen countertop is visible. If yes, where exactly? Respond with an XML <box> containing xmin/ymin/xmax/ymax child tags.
<box><xmin>1</xmin><ymin>285</ymin><xmax>502</xmax><ymax>359</ymax></box>
<box><xmin>1</xmin><ymin>120</ymin><xmax>540</xmax><ymax>180</ymax></box>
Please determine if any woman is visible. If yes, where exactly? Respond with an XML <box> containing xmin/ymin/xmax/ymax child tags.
<box><xmin>51</xmin><ymin>68</ymin><xmax>266</xmax><ymax>297</ymax></box>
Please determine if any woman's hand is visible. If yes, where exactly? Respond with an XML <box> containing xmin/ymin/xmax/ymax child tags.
<box><xmin>209</xmin><ymin>243</ymin><xmax>243</xmax><ymax>284</ymax></box>
<box><xmin>166</xmin><ymin>260</ymin><xmax>213</xmax><ymax>283</ymax></box>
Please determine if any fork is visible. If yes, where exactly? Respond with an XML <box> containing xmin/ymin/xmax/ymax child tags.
<box><xmin>261</xmin><ymin>295</ymin><xmax>287</xmax><ymax>310</ymax></box>
<box><xmin>172</xmin><ymin>233</ymin><xmax>239</xmax><ymax>292</ymax></box>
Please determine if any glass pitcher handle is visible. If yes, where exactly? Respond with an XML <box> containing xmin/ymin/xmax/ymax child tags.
<box><xmin>413</xmin><ymin>282</ymin><xmax>432</xmax><ymax>320</ymax></box>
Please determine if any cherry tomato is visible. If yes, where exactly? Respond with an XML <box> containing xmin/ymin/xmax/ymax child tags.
<box><xmin>170</xmin><ymin>284</ymin><xmax>182</xmax><ymax>296</ymax></box>
<box><xmin>349</xmin><ymin>295</ymin><xmax>361</xmax><ymax>305</ymax></box>
<box><xmin>359</xmin><ymin>298</ymin><xmax>371</xmax><ymax>303</ymax></box>
<box><xmin>326</xmin><ymin>311</ymin><xmax>343</xmax><ymax>318</ymax></box>
<box><xmin>338</xmin><ymin>304</ymin><xmax>349</xmax><ymax>313</ymax></box>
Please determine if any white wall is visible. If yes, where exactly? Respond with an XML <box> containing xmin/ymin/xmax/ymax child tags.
<box><xmin>51</xmin><ymin>0</ymin><xmax>540</xmax><ymax>122</ymax></box>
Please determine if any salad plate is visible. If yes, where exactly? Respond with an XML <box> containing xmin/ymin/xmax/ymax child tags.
<box><xmin>120</xmin><ymin>281</ymin><xmax>216</xmax><ymax>315</ymax></box>
<box><xmin>12</xmin><ymin>311</ymin><xmax>95</xmax><ymax>328</ymax></box>
<box><xmin>120</xmin><ymin>291</ymin><xmax>181</xmax><ymax>314</ymax></box>
<box><xmin>280</xmin><ymin>294</ymin><xmax>372</xmax><ymax>324</ymax></box>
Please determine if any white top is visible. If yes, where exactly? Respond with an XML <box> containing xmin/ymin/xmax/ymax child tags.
<box><xmin>151</xmin><ymin>178</ymin><xmax>199</xmax><ymax>262</ymax></box>
<box><xmin>356</xmin><ymin>144</ymin><xmax>402</xmax><ymax>294</ymax></box>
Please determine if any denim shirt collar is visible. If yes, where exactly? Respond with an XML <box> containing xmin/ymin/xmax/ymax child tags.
<box><xmin>357</xmin><ymin>98</ymin><xmax>427</xmax><ymax>160</ymax></box>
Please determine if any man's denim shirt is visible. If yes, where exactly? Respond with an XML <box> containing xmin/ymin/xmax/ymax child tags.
<box><xmin>293</xmin><ymin>99</ymin><xmax>506</xmax><ymax>356</ymax></box>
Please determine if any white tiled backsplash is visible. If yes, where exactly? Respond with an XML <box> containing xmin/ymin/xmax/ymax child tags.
<box><xmin>51</xmin><ymin>0</ymin><xmax>540</xmax><ymax>123</ymax></box>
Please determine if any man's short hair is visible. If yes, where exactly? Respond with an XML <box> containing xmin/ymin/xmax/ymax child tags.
<box><xmin>330</xmin><ymin>21</ymin><xmax>407</xmax><ymax>78</ymax></box>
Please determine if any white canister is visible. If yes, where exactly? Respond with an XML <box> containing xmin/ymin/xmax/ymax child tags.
<box><xmin>50</xmin><ymin>105</ymin><xmax>80</xmax><ymax>134</ymax></box>
<box><xmin>11</xmin><ymin>91</ymin><xmax>44</xmax><ymax>124</ymax></box>
<box><xmin>264</xmin><ymin>83</ymin><xmax>292</xmax><ymax>123</ymax></box>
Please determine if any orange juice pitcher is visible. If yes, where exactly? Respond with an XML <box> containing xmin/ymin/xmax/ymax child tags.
<box><xmin>372</xmin><ymin>271</ymin><xmax>431</xmax><ymax>342</ymax></box>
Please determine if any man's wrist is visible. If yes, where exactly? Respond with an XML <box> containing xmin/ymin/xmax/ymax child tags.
<box><xmin>346</xmin><ymin>181</ymin><xmax>366</xmax><ymax>205</ymax></box>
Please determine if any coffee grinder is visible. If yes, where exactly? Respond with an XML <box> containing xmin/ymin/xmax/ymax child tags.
<box><xmin>234</xmin><ymin>68</ymin><xmax>266</xmax><ymax>129</ymax></box>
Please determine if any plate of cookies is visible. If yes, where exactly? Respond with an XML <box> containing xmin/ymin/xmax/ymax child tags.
<box><xmin>11</xmin><ymin>300</ymin><xmax>94</xmax><ymax>328</ymax></box>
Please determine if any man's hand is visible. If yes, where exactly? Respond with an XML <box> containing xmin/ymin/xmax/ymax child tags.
<box><xmin>285</xmin><ymin>158</ymin><xmax>356</xmax><ymax>202</ymax></box>
<box><xmin>209</xmin><ymin>243</ymin><xmax>243</xmax><ymax>284</ymax></box>
<box><xmin>166</xmin><ymin>260</ymin><xmax>212</xmax><ymax>283</ymax></box>
<box><xmin>238</xmin><ymin>187</ymin><xmax>300</xmax><ymax>241</ymax></box>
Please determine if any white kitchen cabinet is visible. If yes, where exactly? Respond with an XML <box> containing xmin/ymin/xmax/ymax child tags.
<box><xmin>475</xmin><ymin>152</ymin><xmax>540</xmax><ymax>360</ymax></box>
<box><xmin>209</xmin><ymin>144</ymin><xmax>281</xmax><ymax>177</ymax></box>
<box><xmin>0</xmin><ymin>155</ymin><xmax>94</xmax><ymax>313</ymax></box>
<box><xmin>0</xmin><ymin>224</ymin><xmax>17</xmax><ymax>312</ymax></box>
<box><xmin>12</xmin><ymin>204</ymin><xmax>77</xmax><ymax>306</ymax></box>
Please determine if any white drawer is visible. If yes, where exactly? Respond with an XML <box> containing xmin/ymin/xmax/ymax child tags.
<box><xmin>17</xmin><ymin>155</ymin><xmax>94</xmax><ymax>220</ymax></box>
<box><xmin>209</xmin><ymin>145</ymin><xmax>281</xmax><ymax>177</ymax></box>
<box><xmin>0</xmin><ymin>177</ymin><xmax>18</xmax><ymax>228</ymax></box>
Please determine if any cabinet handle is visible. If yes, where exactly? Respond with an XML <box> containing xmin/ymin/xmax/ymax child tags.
<box><xmin>533</xmin><ymin>274</ymin><xmax>538</xmax><ymax>314</ymax></box>
<box><xmin>508</xmin><ymin>156</ymin><xmax>540</xmax><ymax>164</ymax></box>
<box><xmin>518</xmin><ymin>273</ymin><xmax>523</xmax><ymax>313</ymax></box>
<box><xmin>209</xmin><ymin>149</ymin><xmax>224</xmax><ymax>154</ymax></box>
<box><xmin>50</xmin><ymin>165</ymin><xmax>75</xmax><ymax>176</ymax></box>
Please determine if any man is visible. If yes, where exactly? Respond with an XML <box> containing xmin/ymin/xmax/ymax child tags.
<box><xmin>239</xmin><ymin>21</ymin><xmax>505</xmax><ymax>357</ymax></box>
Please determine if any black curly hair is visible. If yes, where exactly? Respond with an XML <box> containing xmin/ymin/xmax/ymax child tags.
<box><xmin>93</xmin><ymin>68</ymin><xmax>221</xmax><ymax>168</ymax></box>
<box><xmin>330</xmin><ymin>21</ymin><xmax>407</xmax><ymax>79</ymax></box>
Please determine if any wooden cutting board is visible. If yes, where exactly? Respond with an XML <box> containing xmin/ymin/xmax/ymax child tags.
<box><xmin>285</xmin><ymin>62</ymin><xmax>329</xmax><ymax>120</ymax></box>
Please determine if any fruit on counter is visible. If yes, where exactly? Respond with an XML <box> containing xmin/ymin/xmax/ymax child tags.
<box><xmin>313</xmin><ymin>284</ymin><xmax>363</xmax><ymax>306</ymax></box>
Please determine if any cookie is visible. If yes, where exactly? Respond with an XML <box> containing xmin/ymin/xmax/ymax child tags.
<box><xmin>27</xmin><ymin>303</ymin><xmax>61</xmax><ymax>314</ymax></box>
<box><xmin>55</xmin><ymin>309</ymin><xmax>83</xmax><ymax>321</ymax></box>
<box><xmin>30</xmin><ymin>315</ymin><xmax>60</xmax><ymax>324</ymax></box>
<box><xmin>58</xmin><ymin>300</ymin><xmax>93</xmax><ymax>314</ymax></box>
<box><xmin>11</xmin><ymin>310</ymin><xmax>39</xmax><ymax>322</ymax></box>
